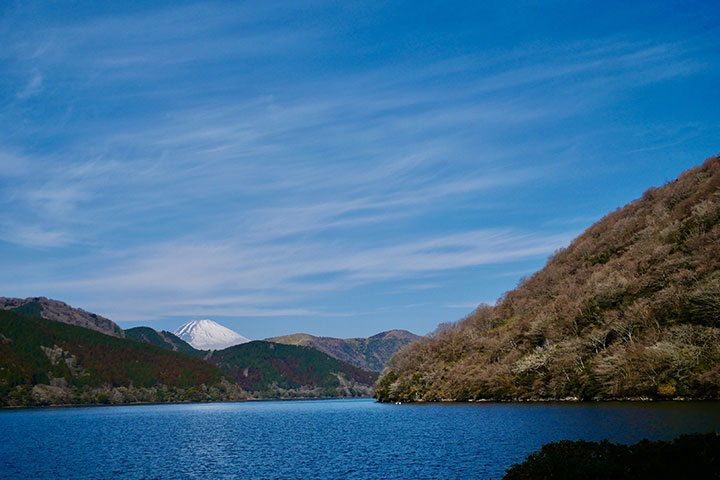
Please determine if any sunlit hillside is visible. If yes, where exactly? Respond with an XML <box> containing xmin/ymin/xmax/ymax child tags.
<box><xmin>377</xmin><ymin>156</ymin><xmax>720</xmax><ymax>401</ymax></box>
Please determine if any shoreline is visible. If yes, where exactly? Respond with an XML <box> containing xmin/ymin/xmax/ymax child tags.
<box><xmin>6</xmin><ymin>395</ymin><xmax>720</xmax><ymax>410</ymax></box>
<box><xmin>377</xmin><ymin>395</ymin><xmax>720</xmax><ymax>404</ymax></box>
<box><xmin>0</xmin><ymin>395</ymin><xmax>375</xmax><ymax>410</ymax></box>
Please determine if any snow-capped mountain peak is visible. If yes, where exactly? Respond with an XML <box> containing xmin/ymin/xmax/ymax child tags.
<box><xmin>173</xmin><ymin>319</ymin><xmax>250</xmax><ymax>350</ymax></box>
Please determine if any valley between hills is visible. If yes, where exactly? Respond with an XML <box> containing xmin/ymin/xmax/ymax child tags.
<box><xmin>1</xmin><ymin>156</ymin><xmax>719</xmax><ymax>407</ymax></box>
<box><xmin>0</xmin><ymin>298</ymin><xmax>418</xmax><ymax>406</ymax></box>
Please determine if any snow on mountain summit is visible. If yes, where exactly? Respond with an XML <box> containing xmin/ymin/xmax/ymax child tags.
<box><xmin>173</xmin><ymin>319</ymin><xmax>250</xmax><ymax>350</ymax></box>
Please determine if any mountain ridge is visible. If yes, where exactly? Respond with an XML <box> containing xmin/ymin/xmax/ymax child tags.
<box><xmin>125</xmin><ymin>326</ymin><xmax>204</xmax><ymax>358</ymax></box>
<box><xmin>267</xmin><ymin>329</ymin><xmax>421</xmax><ymax>372</ymax></box>
<box><xmin>0</xmin><ymin>297</ymin><xmax>124</xmax><ymax>338</ymax></box>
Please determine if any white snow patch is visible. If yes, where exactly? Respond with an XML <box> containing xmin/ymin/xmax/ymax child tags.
<box><xmin>173</xmin><ymin>319</ymin><xmax>250</xmax><ymax>350</ymax></box>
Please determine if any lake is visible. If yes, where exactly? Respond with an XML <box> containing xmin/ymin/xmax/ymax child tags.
<box><xmin>2</xmin><ymin>399</ymin><xmax>719</xmax><ymax>479</ymax></box>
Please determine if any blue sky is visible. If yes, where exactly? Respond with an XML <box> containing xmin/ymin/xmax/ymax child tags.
<box><xmin>1</xmin><ymin>0</ymin><xmax>718</xmax><ymax>339</ymax></box>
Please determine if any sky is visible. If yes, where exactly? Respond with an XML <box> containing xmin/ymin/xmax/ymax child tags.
<box><xmin>1</xmin><ymin>0</ymin><xmax>718</xmax><ymax>339</ymax></box>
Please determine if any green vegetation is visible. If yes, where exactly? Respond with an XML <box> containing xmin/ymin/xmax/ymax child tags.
<box><xmin>0</xmin><ymin>310</ymin><xmax>378</xmax><ymax>405</ymax></box>
<box><xmin>209</xmin><ymin>341</ymin><xmax>378</xmax><ymax>398</ymax></box>
<box><xmin>0</xmin><ymin>310</ymin><xmax>244</xmax><ymax>406</ymax></box>
<box><xmin>377</xmin><ymin>156</ymin><xmax>720</xmax><ymax>402</ymax></box>
<box><xmin>10</xmin><ymin>301</ymin><xmax>43</xmax><ymax>318</ymax></box>
<box><xmin>499</xmin><ymin>433</ymin><xmax>720</xmax><ymax>479</ymax></box>
<box><xmin>125</xmin><ymin>326</ymin><xmax>206</xmax><ymax>358</ymax></box>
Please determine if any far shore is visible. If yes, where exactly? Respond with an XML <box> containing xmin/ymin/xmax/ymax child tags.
<box><xmin>0</xmin><ymin>395</ymin><xmax>376</xmax><ymax>410</ymax></box>
<box><xmin>7</xmin><ymin>395</ymin><xmax>720</xmax><ymax>410</ymax></box>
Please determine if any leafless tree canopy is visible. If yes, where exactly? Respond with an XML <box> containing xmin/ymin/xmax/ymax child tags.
<box><xmin>376</xmin><ymin>156</ymin><xmax>720</xmax><ymax>401</ymax></box>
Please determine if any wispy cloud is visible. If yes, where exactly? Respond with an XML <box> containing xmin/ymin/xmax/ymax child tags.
<box><xmin>17</xmin><ymin>227</ymin><xmax>572</xmax><ymax>326</ymax></box>
<box><xmin>16</xmin><ymin>70</ymin><xmax>43</xmax><ymax>99</ymax></box>
<box><xmin>0</xmin><ymin>224</ymin><xmax>74</xmax><ymax>249</ymax></box>
<box><xmin>1</xmin><ymin>2</ymin><xmax>717</xmax><ymax>335</ymax></box>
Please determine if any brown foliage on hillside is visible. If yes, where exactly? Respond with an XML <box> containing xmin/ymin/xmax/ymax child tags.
<box><xmin>376</xmin><ymin>156</ymin><xmax>720</xmax><ymax>401</ymax></box>
<box><xmin>1</xmin><ymin>297</ymin><xmax>125</xmax><ymax>337</ymax></box>
<box><xmin>268</xmin><ymin>330</ymin><xmax>422</xmax><ymax>372</ymax></box>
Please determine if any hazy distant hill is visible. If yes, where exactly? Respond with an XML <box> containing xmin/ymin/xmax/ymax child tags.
<box><xmin>207</xmin><ymin>341</ymin><xmax>378</xmax><ymax>399</ymax></box>
<box><xmin>376</xmin><ymin>156</ymin><xmax>720</xmax><ymax>402</ymax></box>
<box><xmin>1</xmin><ymin>297</ymin><xmax>124</xmax><ymax>338</ymax></box>
<box><xmin>267</xmin><ymin>329</ymin><xmax>421</xmax><ymax>372</ymax></box>
<box><xmin>0</xmin><ymin>310</ymin><xmax>245</xmax><ymax>407</ymax></box>
<box><xmin>125</xmin><ymin>326</ymin><xmax>205</xmax><ymax>358</ymax></box>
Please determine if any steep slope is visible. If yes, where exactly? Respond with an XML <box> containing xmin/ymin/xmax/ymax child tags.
<box><xmin>174</xmin><ymin>319</ymin><xmax>249</xmax><ymax>350</ymax></box>
<box><xmin>125</xmin><ymin>327</ymin><xmax>205</xmax><ymax>358</ymax></box>
<box><xmin>1</xmin><ymin>297</ymin><xmax>124</xmax><ymax>338</ymax></box>
<box><xmin>0</xmin><ymin>310</ymin><xmax>245</xmax><ymax>406</ymax></box>
<box><xmin>376</xmin><ymin>156</ymin><xmax>720</xmax><ymax>402</ymax></box>
<box><xmin>267</xmin><ymin>329</ymin><xmax>421</xmax><ymax>372</ymax></box>
<box><xmin>208</xmin><ymin>341</ymin><xmax>378</xmax><ymax>398</ymax></box>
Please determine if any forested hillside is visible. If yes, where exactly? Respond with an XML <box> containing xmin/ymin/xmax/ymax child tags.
<box><xmin>208</xmin><ymin>341</ymin><xmax>378</xmax><ymax>399</ymax></box>
<box><xmin>0</xmin><ymin>310</ymin><xmax>245</xmax><ymax>406</ymax></box>
<box><xmin>376</xmin><ymin>156</ymin><xmax>720</xmax><ymax>402</ymax></box>
<box><xmin>126</xmin><ymin>326</ymin><xmax>378</xmax><ymax>398</ymax></box>
<box><xmin>125</xmin><ymin>326</ymin><xmax>205</xmax><ymax>358</ymax></box>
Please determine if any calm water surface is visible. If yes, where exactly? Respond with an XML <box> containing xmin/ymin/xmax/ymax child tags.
<box><xmin>2</xmin><ymin>399</ymin><xmax>719</xmax><ymax>479</ymax></box>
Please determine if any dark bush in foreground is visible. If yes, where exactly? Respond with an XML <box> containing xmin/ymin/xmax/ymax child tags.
<box><xmin>501</xmin><ymin>432</ymin><xmax>720</xmax><ymax>479</ymax></box>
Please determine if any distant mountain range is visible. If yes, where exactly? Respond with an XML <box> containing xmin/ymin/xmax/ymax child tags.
<box><xmin>127</xmin><ymin>321</ymin><xmax>420</xmax><ymax>373</ymax></box>
<box><xmin>0</xmin><ymin>299</ymin><xmax>418</xmax><ymax>406</ymax></box>
<box><xmin>267</xmin><ymin>330</ymin><xmax>421</xmax><ymax>372</ymax></box>
<box><xmin>129</xmin><ymin>323</ymin><xmax>381</xmax><ymax>398</ymax></box>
